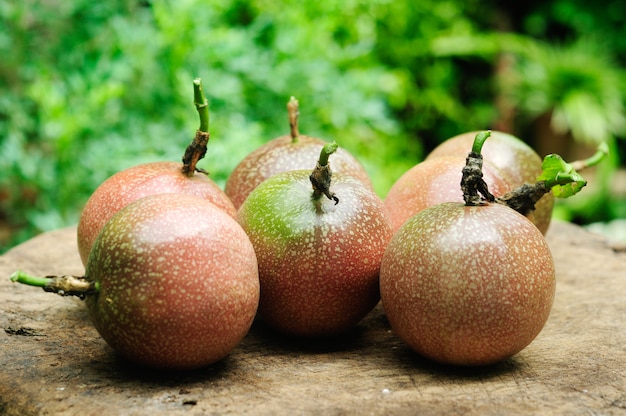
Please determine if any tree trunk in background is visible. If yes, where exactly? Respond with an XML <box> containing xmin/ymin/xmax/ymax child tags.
<box><xmin>492</xmin><ymin>7</ymin><xmax>516</xmax><ymax>135</ymax></box>
<box><xmin>492</xmin><ymin>51</ymin><xmax>517</xmax><ymax>134</ymax></box>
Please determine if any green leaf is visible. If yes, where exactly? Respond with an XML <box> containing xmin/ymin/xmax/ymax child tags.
<box><xmin>537</xmin><ymin>154</ymin><xmax>587</xmax><ymax>198</ymax></box>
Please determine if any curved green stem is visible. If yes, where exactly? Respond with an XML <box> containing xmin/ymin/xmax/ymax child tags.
<box><xmin>10</xmin><ymin>270</ymin><xmax>98</xmax><ymax>299</ymax></box>
<box><xmin>570</xmin><ymin>142</ymin><xmax>609</xmax><ymax>172</ymax></box>
<box><xmin>182</xmin><ymin>78</ymin><xmax>210</xmax><ymax>176</ymax></box>
<box><xmin>310</xmin><ymin>141</ymin><xmax>339</xmax><ymax>205</ymax></box>
<box><xmin>318</xmin><ymin>141</ymin><xmax>338</xmax><ymax>167</ymax></box>
<box><xmin>471</xmin><ymin>130</ymin><xmax>491</xmax><ymax>154</ymax></box>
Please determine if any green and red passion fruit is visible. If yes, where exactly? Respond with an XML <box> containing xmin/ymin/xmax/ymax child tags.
<box><xmin>77</xmin><ymin>79</ymin><xmax>236</xmax><ymax>266</ymax></box>
<box><xmin>85</xmin><ymin>193</ymin><xmax>259</xmax><ymax>370</ymax></box>
<box><xmin>225</xmin><ymin>97</ymin><xmax>372</xmax><ymax>209</ymax></box>
<box><xmin>12</xmin><ymin>193</ymin><xmax>259</xmax><ymax>370</ymax></box>
<box><xmin>379</xmin><ymin>202</ymin><xmax>555</xmax><ymax>366</ymax></box>
<box><xmin>237</xmin><ymin>142</ymin><xmax>392</xmax><ymax>337</ymax></box>
<box><xmin>380</xmin><ymin>131</ymin><xmax>557</xmax><ymax>366</ymax></box>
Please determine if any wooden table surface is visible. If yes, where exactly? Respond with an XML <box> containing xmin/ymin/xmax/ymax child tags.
<box><xmin>0</xmin><ymin>221</ymin><xmax>625</xmax><ymax>415</ymax></box>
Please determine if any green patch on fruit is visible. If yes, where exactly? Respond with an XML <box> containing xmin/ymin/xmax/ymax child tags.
<box><xmin>239</xmin><ymin>172</ymin><xmax>321</xmax><ymax>244</ymax></box>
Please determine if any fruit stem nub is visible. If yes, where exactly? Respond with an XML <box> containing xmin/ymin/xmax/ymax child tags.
<box><xmin>10</xmin><ymin>270</ymin><xmax>98</xmax><ymax>299</ymax></box>
<box><xmin>310</xmin><ymin>141</ymin><xmax>339</xmax><ymax>205</ymax></box>
<box><xmin>287</xmin><ymin>96</ymin><xmax>300</xmax><ymax>142</ymax></box>
<box><xmin>461</xmin><ymin>130</ymin><xmax>495</xmax><ymax>206</ymax></box>
<box><xmin>182</xmin><ymin>78</ymin><xmax>210</xmax><ymax>176</ymax></box>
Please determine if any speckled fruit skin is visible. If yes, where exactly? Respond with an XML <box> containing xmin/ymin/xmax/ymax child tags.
<box><xmin>426</xmin><ymin>130</ymin><xmax>555</xmax><ymax>234</ymax></box>
<box><xmin>77</xmin><ymin>161</ymin><xmax>236</xmax><ymax>266</ymax></box>
<box><xmin>225</xmin><ymin>135</ymin><xmax>373</xmax><ymax>209</ymax></box>
<box><xmin>237</xmin><ymin>171</ymin><xmax>392</xmax><ymax>337</ymax></box>
<box><xmin>380</xmin><ymin>202</ymin><xmax>556</xmax><ymax>366</ymax></box>
<box><xmin>384</xmin><ymin>157</ymin><xmax>512</xmax><ymax>232</ymax></box>
<box><xmin>85</xmin><ymin>193</ymin><xmax>259</xmax><ymax>370</ymax></box>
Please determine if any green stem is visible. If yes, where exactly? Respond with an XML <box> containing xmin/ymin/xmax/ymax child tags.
<box><xmin>193</xmin><ymin>78</ymin><xmax>209</xmax><ymax>133</ymax></box>
<box><xmin>318</xmin><ymin>141</ymin><xmax>338</xmax><ymax>167</ymax></box>
<box><xmin>310</xmin><ymin>141</ymin><xmax>339</xmax><ymax>205</ymax></box>
<box><xmin>10</xmin><ymin>271</ymin><xmax>49</xmax><ymax>287</ymax></box>
<box><xmin>546</xmin><ymin>172</ymin><xmax>580</xmax><ymax>188</ymax></box>
<box><xmin>182</xmin><ymin>78</ymin><xmax>210</xmax><ymax>176</ymax></box>
<box><xmin>287</xmin><ymin>96</ymin><xmax>300</xmax><ymax>142</ymax></box>
<box><xmin>570</xmin><ymin>142</ymin><xmax>609</xmax><ymax>172</ymax></box>
<box><xmin>10</xmin><ymin>270</ymin><xmax>98</xmax><ymax>299</ymax></box>
<box><xmin>471</xmin><ymin>130</ymin><xmax>491</xmax><ymax>154</ymax></box>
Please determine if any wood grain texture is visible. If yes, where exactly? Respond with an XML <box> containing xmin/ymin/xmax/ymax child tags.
<box><xmin>1</xmin><ymin>221</ymin><xmax>624</xmax><ymax>415</ymax></box>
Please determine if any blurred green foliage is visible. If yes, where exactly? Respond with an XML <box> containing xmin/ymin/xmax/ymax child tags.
<box><xmin>1</xmin><ymin>0</ymin><xmax>625</xmax><ymax>252</ymax></box>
